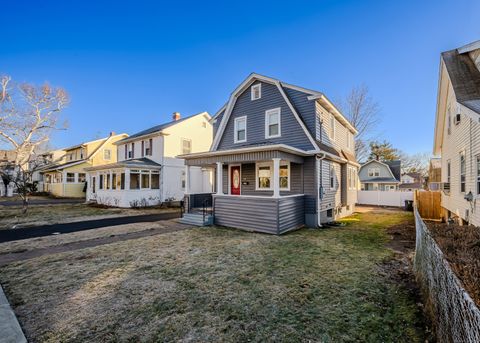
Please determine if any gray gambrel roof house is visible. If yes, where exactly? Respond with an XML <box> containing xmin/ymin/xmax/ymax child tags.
<box><xmin>178</xmin><ymin>73</ymin><xmax>359</xmax><ymax>234</ymax></box>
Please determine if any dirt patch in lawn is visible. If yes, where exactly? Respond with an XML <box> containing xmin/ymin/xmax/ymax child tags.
<box><xmin>379</xmin><ymin>217</ymin><xmax>434</xmax><ymax>341</ymax></box>
<box><xmin>425</xmin><ymin>222</ymin><xmax>480</xmax><ymax>307</ymax></box>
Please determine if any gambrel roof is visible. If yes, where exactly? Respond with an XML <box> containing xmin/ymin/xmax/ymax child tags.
<box><xmin>211</xmin><ymin>73</ymin><xmax>357</xmax><ymax>152</ymax></box>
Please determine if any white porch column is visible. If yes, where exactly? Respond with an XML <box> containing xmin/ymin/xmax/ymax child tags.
<box><xmin>124</xmin><ymin>169</ymin><xmax>130</xmax><ymax>190</ymax></box>
<box><xmin>216</xmin><ymin>162</ymin><xmax>223</xmax><ymax>195</ymax></box>
<box><xmin>185</xmin><ymin>165</ymin><xmax>190</xmax><ymax>194</ymax></box>
<box><xmin>109</xmin><ymin>170</ymin><xmax>113</xmax><ymax>189</ymax></box>
<box><xmin>272</xmin><ymin>158</ymin><xmax>281</xmax><ymax>198</ymax></box>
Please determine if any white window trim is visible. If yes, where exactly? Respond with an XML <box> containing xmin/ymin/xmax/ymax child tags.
<box><xmin>330</xmin><ymin>166</ymin><xmax>336</xmax><ymax>190</ymax></box>
<box><xmin>265</xmin><ymin>107</ymin><xmax>281</xmax><ymax>139</ymax></box>
<box><xmin>228</xmin><ymin>164</ymin><xmax>242</xmax><ymax>195</ymax></box>
<box><xmin>104</xmin><ymin>149</ymin><xmax>111</xmax><ymax>160</ymax></box>
<box><xmin>460</xmin><ymin>151</ymin><xmax>466</xmax><ymax>193</ymax></box>
<box><xmin>255</xmin><ymin>160</ymin><xmax>290</xmax><ymax>191</ymax></box>
<box><xmin>181</xmin><ymin>138</ymin><xmax>192</xmax><ymax>154</ymax></box>
<box><xmin>251</xmin><ymin>84</ymin><xmax>261</xmax><ymax>100</ymax></box>
<box><xmin>368</xmin><ymin>168</ymin><xmax>380</xmax><ymax>177</ymax></box>
<box><xmin>234</xmin><ymin>116</ymin><xmax>247</xmax><ymax>143</ymax></box>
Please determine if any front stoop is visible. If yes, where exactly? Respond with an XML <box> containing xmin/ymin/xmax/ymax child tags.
<box><xmin>0</xmin><ymin>285</ymin><xmax>27</xmax><ymax>343</ymax></box>
<box><xmin>179</xmin><ymin>213</ymin><xmax>213</xmax><ymax>226</ymax></box>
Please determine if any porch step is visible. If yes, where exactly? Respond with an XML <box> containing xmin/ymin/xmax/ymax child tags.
<box><xmin>179</xmin><ymin>213</ymin><xmax>213</xmax><ymax>226</ymax></box>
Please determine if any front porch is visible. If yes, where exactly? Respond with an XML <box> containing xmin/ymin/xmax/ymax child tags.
<box><xmin>181</xmin><ymin>147</ymin><xmax>316</xmax><ymax>234</ymax></box>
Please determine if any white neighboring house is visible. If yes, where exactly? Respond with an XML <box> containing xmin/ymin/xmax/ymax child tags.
<box><xmin>85</xmin><ymin>112</ymin><xmax>213</xmax><ymax>207</ymax></box>
<box><xmin>433</xmin><ymin>40</ymin><xmax>480</xmax><ymax>225</ymax></box>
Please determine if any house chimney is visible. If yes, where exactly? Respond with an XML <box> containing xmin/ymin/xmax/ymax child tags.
<box><xmin>172</xmin><ymin>112</ymin><xmax>181</xmax><ymax>121</ymax></box>
<box><xmin>109</xmin><ymin>131</ymin><xmax>115</xmax><ymax>136</ymax></box>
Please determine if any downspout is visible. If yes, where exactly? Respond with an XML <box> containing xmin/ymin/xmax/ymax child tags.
<box><xmin>316</xmin><ymin>153</ymin><xmax>327</xmax><ymax>227</ymax></box>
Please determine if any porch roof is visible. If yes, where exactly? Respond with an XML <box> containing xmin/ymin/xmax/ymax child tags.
<box><xmin>179</xmin><ymin>144</ymin><xmax>311</xmax><ymax>165</ymax></box>
<box><xmin>84</xmin><ymin>158</ymin><xmax>162</xmax><ymax>172</ymax></box>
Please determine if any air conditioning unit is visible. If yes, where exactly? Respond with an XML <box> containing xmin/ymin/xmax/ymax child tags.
<box><xmin>454</xmin><ymin>113</ymin><xmax>461</xmax><ymax>125</ymax></box>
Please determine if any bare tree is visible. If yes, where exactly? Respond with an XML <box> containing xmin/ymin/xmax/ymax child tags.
<box><xmin>337</xmin><ymin>85</ymin><xmax>380</xmax><ymax>162</ymax></box>
<box><xmin>399</xmin><ymin>151</ymin><xmax>431</xmax><ymax>176</ymax></box>
<box><xmin>0</xmin><ymin>75</ymin><xmax>68</xmax><ymax>213</ymax></box>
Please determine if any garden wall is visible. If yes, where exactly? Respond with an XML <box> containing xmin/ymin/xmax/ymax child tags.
<box><xmin>414</xmin><ymin>208</ymin><xmax>480</xmax><ymax>342</ymax></box>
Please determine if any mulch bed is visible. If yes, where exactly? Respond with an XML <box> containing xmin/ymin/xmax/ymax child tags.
<box><xmin>425</xmin><ymin>222</ymin><xmax>480</xmax><ymax>307</ymax></box>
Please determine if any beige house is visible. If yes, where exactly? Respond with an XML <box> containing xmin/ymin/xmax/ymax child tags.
<box><xmin>41</xmin><ymin>132</ymin><xmax>128</xmax><ymax>197</ymax></box>
<box><xmin>433</xmin><ymin>40</ymin><xmax>480</xmax><ymax>225</ymax></box>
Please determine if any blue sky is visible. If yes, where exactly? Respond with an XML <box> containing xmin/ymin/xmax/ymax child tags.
<box><xmin>1</xmin><ymin>0</ymin><xmax>478</xmax><ymax>154</ymax></box>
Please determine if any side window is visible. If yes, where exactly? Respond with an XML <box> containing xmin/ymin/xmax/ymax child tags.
<box><xmin>460</xmin><ymin>151</ymin><xmax>466</xmax><ymax>193</ymax></box>
<box><xmin>104</xmin><ymin>149</ymin><xmax>111</xmax><ymax>160</ymax></box>
<box><xmin>182</xmin><ymin>138</ymin><xmax>192</xmax><ymax>154</ymax></box>
<box><xmin>234</xmin><ymin>116</ymin><xmax>247</xmax><ymax>143</ymax></box>
<box><xmin>265</xmin><ymin>108</ymin><xmax>281</xmax><ymax>138</ymax></box>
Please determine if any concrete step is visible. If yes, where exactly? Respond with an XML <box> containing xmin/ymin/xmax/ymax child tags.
<box><xmin>179</xmin><ymin>214</ymin><xmax>213</xmax><ymax>226</ymax></box>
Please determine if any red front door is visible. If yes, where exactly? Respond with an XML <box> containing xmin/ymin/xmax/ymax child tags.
<box><xmin>230</xmin><ymin>166</ymin><xmax>241</xmax><ymax>195</ymax></box>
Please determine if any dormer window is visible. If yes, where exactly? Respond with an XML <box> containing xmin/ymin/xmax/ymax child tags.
<box><xmin>251</xmin><ymin>84</ymin><xmax>261</xmax><ymax>100</ymax></box>
<box><xmin>234</xmin><ymin>116</ymin><xmax>247</xmax><ymax>143</ymax></box>
<box><xmin>265</xmin><ymin>108</ymin><xmax>281</xmax><ymax>138</ymax></box>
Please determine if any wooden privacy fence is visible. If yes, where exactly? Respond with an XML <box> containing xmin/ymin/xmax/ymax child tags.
<box><xmin>414</xmin><ymin>190</ymin><xmax>441</xmax><ymax>220</ymax></box>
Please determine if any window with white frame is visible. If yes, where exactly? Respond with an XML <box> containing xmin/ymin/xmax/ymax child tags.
<box><xmin>141</xmin><ymin>170</ymin><xmax>150</xmax><ymax>189</ymax></box>
<box><xmin>78</xmin><ymin>173</ymin><xmax>86</xmax><ymax>183</ymax></box>
<box><xmin>477</xmin><ymin>155</ymin><xmax>480</xmax><ymax>195</ymax></box>
<box><xmin>460</xmin><ymin>151</ymin><xmax>466</xmax><ymax>193</ymax></box>
<box><xmin>144</xmin><ymin>138</ymin><xmax>152</xmax><ymax>156</ymax></box>
<box><xmin>66</xmin><ymin>172</ymin><xmax>75</xmax><ymax>183</ymax></box>
<box><xmin>234</xmin><ymin>116</ymin><xmax>247</xmax><ymax>143</ymax></box>
<box><xmin>368</xmin><ymin>168</ymin><xmax>380</xmax><ymax>177</ymax></box>
<box><xmin>447</xmin><ymin>160</ymin><xmax>451</xmax><ymax>184</ymax></box>
<box><xmin>330</xmin><ymin>166</ymin><xmax>336</xmax><ymax>190</ymax></box>
<box><xmin>329</xmin><ymin>114</ymin><xmax>336</xmax><ymax>140</ymax></box>
<box><xmin>80</xmin><ymin>148</ymin><xmax>85</xmax><ymax>159</ymax></box>
<box><xmin>265</xmin><ymin>108</ymin><xmax>281</xmax><ymax>138</ymax></box>
<box><xmin>151</xmin><ymin>171</ymin><xmax>160</xmax><ymax>189</ymax></box>
<box><xmin>104</xmin><ymin>149</ymin><xmax>111</xmax><ymax>160</ymax></box>
<box><xmin>130</xmin><ymin>170</ymin><xmax>140</xmax><ymax>189</ymax></box>
<box><xmin>255</xmin><ymin>161</ymin><xmax>290</xmax><ymax>190</ymax></box>
<box><xmin>112</xmin><ymin>173</ymin><xmax>117</xmax><ymax>190</ymax></box>
<box><xmin>99</xmin><ymin>174</ymin><xmax>104</xmax><ymax>189</ymax></box>
<box><xmin>128</xmin><ymin>143</ymin><xmax>134</xmax><ymax>159</ymax></box>
<box><xmin>182</xmin><ymin>138</ymin><xmax>192</xmax><ymax>154</ymax></box>
<box><xmin>251</xmin><ymin>84</ymin><xmax>261</xmax><ymax>100</ymax></box>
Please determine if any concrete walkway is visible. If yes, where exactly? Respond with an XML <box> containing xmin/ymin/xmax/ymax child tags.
<box><xmin>0</xmin><ymin>285</ymin><xmax>27</xmax><ymax>343</ymax></box>
<box><xmin>0</xmin><ymin>211</ymin><xmax>181</xmax><ymax>243</ymax></box>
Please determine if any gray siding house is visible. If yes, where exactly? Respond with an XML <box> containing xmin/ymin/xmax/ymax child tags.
<box><xmin>179</xmin><ymin>73</ymin><xmax>359</xmax><ymax>234</ymax></box>
<box><xmin>359</xmin><ymin>160</ymin><xmax>401</xmax><ymax>191</ymax></box>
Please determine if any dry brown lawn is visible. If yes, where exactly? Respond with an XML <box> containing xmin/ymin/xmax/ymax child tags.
<box><xmin>0</xmin><ymin>210</ymin><xmax>429</xmax><ymax>342</ymax></box>
<box><xmin>0</xmin><ymin>203</ymin><xmax>177</xmax><ymax>229</ymax></box>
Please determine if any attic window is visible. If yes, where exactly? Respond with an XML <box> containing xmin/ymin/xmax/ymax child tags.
<box><xmin>251</xmin><ymin>84</ymin><xmax>261</xmax><ymax>100</ymax></box>
<box><xmin>368</xmin><ymin>168</ymin><xmax>380</xmax><ymax>177</ymax></box>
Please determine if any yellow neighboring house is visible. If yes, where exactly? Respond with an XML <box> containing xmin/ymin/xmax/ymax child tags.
<box><xmin>42</xmin><ymin>132</ymin><xmax>128</xmax><ymax>197</ymax></box>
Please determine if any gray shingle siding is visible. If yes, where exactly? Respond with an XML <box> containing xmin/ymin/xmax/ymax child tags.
<box><xmin>284</xmin><ymin>87</ymin><xmax>316</xmax><ymax>137</ymax></box>
<box><xmin>213</xmin><ymin>110</ymin><xmax>224</xmax><ymax>138</ymax></box>
<box><xmin>216</xmin><ymin>81</ymin><xmax>315</xmax><ymax>151</ymax></box>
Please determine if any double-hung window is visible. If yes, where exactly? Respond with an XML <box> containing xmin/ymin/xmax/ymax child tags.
<box><xmin>368</xmin><ymin>168</ymin><xmax>379</xmax><ymax>177</ymax></box>
<box><xmin>251</xmin><ymin>84</ymin><xmax>261</xmax><ymax>100</ymax></box>
<box><xmin>145</xmin><ymin>138</ymin><xmax>152</xmax><ymax>156</ymax></box>
<box><xmin>182</xmin><ymin>139</ymin><xmax>192</xmax><ymax>154</ymax></box>
<box><xmin>460</xmin><ymin>152</ymin><xmax>466</xmax><ymax>193</ymax></box>
<box><xmin>330</xmin><ymin>166</ymin><xmax>336</xmax><ymax>190</ymax></box>
<box><xmin>234</xmin><ymin>116</ymin><xmax>247</xmax><ymax>143</ymax></box>
<box><xmin>265</xmin><ymin>108</ymin><xmax>281</xmax><ymax>138</ymax></box>
<box><xmin>104</xmin><ymin>149</ymin><xmax>111</xmax><ymax>160</ymax></box>
<box><xmin>66</xmin><ymin>173</ymin><xmax>75</xmax><ymax>183</ymax></box>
